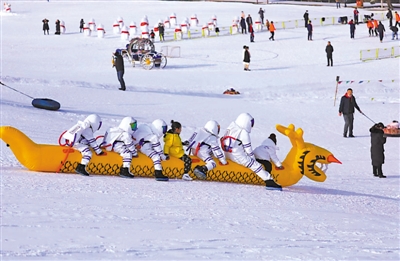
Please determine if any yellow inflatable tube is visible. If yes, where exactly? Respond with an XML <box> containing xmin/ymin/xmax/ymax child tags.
<box><xmin>0</xmin><ymin>124</ymin><xmax>341</xmax><ymax>187</ymax></box>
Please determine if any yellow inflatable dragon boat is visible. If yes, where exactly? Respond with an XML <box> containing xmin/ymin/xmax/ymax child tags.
<box><xmin>0</xmin><ymin>124</ymin><xmax>341</xmax><ymax>187</ymax></box>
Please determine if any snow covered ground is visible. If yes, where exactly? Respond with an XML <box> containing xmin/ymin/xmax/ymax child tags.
<box><xmin>1</xmin><ymin>0</ymin><xmax>399</xmax><ymax>260</ymax></box>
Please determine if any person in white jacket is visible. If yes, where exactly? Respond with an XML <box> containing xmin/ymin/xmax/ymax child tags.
<box><xmin>62</xmin><ymin>114</ymin><xmax>104</xmax><ymax>176</ymax></box>
<box><xmin>102</xmin><ymin>116</ymin><xmax>138</xmax><ymax>178</ymax></box>
<box><xmin>221</xmin><ymin>113</ymin><xmax>282</xmax><ymax>190</ymax></box>
<box><xmin>254</xmin><ymin>133</ymin><xmax>284</xmax><ymax>175</ymax></box>
<box><xmin>132</xmin><ymin>119</ymin><xmax>170</xmax><ymax>181</ymax></box>
<box><xmin>186</xmin><ymin>120</ymin><xmax>227</xmax><ymax>179</ymax></box>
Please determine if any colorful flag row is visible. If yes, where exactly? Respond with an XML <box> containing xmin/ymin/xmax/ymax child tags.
<box><xmin>338</xmin><ymin>80</ymin><xmax>397</xmax><ymax>84</ymax></box>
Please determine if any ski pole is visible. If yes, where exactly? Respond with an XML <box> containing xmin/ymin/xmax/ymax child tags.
<box><xmin>0</xmin><ymin>81</ymin><xmax>35</xmax><ymax>99</ymax></box>
<box><xmin>361</xmin><ymin>112</ymin><xmax>376</xmax><ymax>124</ymax></box>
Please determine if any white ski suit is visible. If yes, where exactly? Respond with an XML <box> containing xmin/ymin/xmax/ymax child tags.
<box><xmin>132</xmin><ymin>123</ymin><xmax>166</xmax><ymax>171</ymax></box>
<box><xmin>62</xmin><ymin>114</ymin><xmax>103</xmax><ymax>165</ymax></box>
<box><xmin>253</xmin><ymin>138</ymin><xmax>282</xmax><ymax>168</ymax></box>
<box><xmin>103</xmin><ymin>117</ymin><xmax>138</xmax><ymax>168</ymax></box>
<box><xmin>187</xmin><ymin>127</ymin><xmax>227</xmax><ymax>171</ymax></box>
<box><xmin>221</xmin><ymin>113</ymin><xmax>271</xmax><ymax>181</ymax></box>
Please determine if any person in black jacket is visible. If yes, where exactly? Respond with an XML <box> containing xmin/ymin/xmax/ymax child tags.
<box><xmin>349</xmin><ymin>19</ymin><xmax>356</xmax><ymax>39</ymax></box>
<box><xmin>158</xmin><ymin>23</ymin><xmax>165</xmax><ymax>42</ymax></box>
<box><xmin>369</xmin><ymin>122</ymin><xmax>386</xmax><ymax>178</ymax></box>
<box><xmin>243</xmin><ymin>45</ymin><xmax>250</xmax><ymax>71</ymax></box>
<box><xmin>338</xmin><ymin>88</ymin><xmax>362</xmax><ymax>137</ymax></box>
<box><xmin>307</xmin><ymin>21</ymin><xmax>313</xmax><ymax>40</ymax></box>
<box><xmin>303</xmin><ymin>10</ymin><xmax>309</xmax><ymax>28</ymax></box>
<box><xmin>325</xmin><ymin>41</ymin><xmax>334</xmax><ymax>66</ymax></box>
<box><xmin>42</xmin><ymin>18</ymin><xmax>49</xmax><ymax>35</ymax></box>
<box><xmin>55</xmin><ymin>19</ymin><xmax>61</xmax><ymax>35</ymax></box>
<box><xmin>386</xmin><ymin>8</ymin><xmax>393</xmax><ymax>27</ymax></box>
<box><xmin>377</xmin><ymin>21</ymin><xmax>385</xmax><ymax>42</ymax></box>
<box><xmin>246</xmin><ymin>14</ymin><xmax>253</xmax><ymax>33</ymax></box>
<box><xmin>240</xmin><ymin>17</ymin><xmax>247</xmax><ymax>34</ymax></box>
<box><xmin>113</xmin><ymin>49</ymin><xmax>126</xmax><ymax>91</ymax></box>
<box><xmin>79</xmin><ymin>18</ymin><xmax>84</xmax><ymax>33</ymax></box>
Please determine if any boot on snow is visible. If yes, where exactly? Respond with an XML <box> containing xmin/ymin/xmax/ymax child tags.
<box><xmin>155</xmin><ymin>170</ymin><xmax>169</xmax><ymax>181</ymax></box>
<box><xmin>193</xmin><ymin>165</ymin><xmax>207</xmax><ymax>180</ymax></box>
<box><xmin>265</xmin><ymin>179</ymin><xmax>282</xmax><ymax>191</ymax></box>
<box><xmin>75</xmin><ymin>163</ymin><xmax>89</xmax><ymax>176</ymax></box>
<box><xmin>120</xmin><ymin>167</ymin><xmax>134</xmax><ymax>178</ymax></box>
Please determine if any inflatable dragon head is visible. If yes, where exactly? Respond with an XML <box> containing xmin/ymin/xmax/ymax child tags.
<box><xmin>271</xmin><ymin>124</ymin><xmax>342</xmax><ymax>187</ymax></box>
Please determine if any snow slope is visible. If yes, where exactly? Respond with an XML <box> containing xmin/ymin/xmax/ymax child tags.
<box><xmin>1</xmin><ymin>1</ymin><xmax>399</xmax><ymax>260</ymax></box>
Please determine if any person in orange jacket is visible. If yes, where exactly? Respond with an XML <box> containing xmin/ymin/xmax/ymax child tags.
<box><xmin>269</xmin><ymin>21</ymin><xmax>276</xmax><ymax>41</ymax></box>
<box><xmin>367</xmin><ymin>19</ymin><xmax>374</xmax><ymax>36</ymax></box>
<box><xmin>395</xmin><ymin>11</ymin><xmax>400</xmax><ymax>28</ymax></box>
<box><xmin>372</xmin><ymin>19</ymin><xmax>379</xmax><ymax>36</ymax></box>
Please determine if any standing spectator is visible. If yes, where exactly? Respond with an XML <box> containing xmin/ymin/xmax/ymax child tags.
<box><xmin>307</xmin><ymin>21</ymin><xmax>313</xmax><ymax>41</ymax></box>
<box><xmin>367</xmin><ymin>19</ymin><xmax>374</xmax><ymax>36</ymax></box>
<box><xmin>390</xmin><ymin>25</ymin><xmax>398</xmax><ymax>40</ymax></box>
<box><xmin>243</xmin><ymin>46</ymin><xmax>250</xmax><ymax>71</ymax></box>
<box><xmin>377</xmin><ymin>21</ymin><xmax>385</xmax><ymax>42</ymax></box>
<box><xmin>249</xmin><ymin>24</ymin><xmax>255</xmax><ymax>42</ymax></box>
<box><xmin>336</xmin><ymin>0</ymin><xmax>341</xmax><ymax>9</ymax></box>
<box><xmin>246</xmin><ymin>14</ymin><xmax>253</xmax><ymax>33</ymax></box>
<box><xmin>349</xmin><ymin>19</ymin><xmax>356</xmax><ymax>39</ymax></box>
<box><xmin>386</xmin><ymin>9</ymin><xmax>393</xmax><ymax>27</ymax></box>
<box><xmin>240</xmin><ymin>17</ymin><xmax>247</xmax><ymax>34</ymax></box>
<box><xmin>303</xmin><ymin>10</ymin><xmax>309</xmax><ymax>28</ymax></box>
<box><xmin>265</xmin><ymin>19</ymin><xmax>270</xmax><ymax>31</ymax></box>
<box><xmin>354</xmin><ymin>8</ymin><xmax>359</xmax><ymax>25</ymax></box>
<box><xmin>395</xmin><ymin>11</ymin><xmax>400</xmax><ymax>28</ymax></box>
<box><xmin>149</xmin><ymin>29</ymin><xmax>155</xmax><ymax>42</ymax></box>
<box><xmin>269</xmin><ymin>21</ymin><xmax>275</xmax><ymax>41</ymax></box>
<box><xmin>113</xmin><ymin>49</ymin><xmax>126</xmax><ymax>91</ymax></box>
<box><xmin>79</xmin><ymin>18</ymin><xmax>84</xmax><ymax>33</ymax></box>
<box><xmin>325</xmin><ymin>41</ymin><xmax>334</xmax><ymax>67</ymax></box>
<box><xmin>258</xmin><ymin>8</ymin><xmax>265</xmax><ymax>25</ymax></box>
<box><xmin>369</xmin><ymin>122</ymin><xmax>386</xmax><ymax>178</ymax></box>
<box><xmin>42</xmin><ymin>18</ymin><xmax>49</xmax><ymax>35</ymax></box>
<box><xmin>338</xmin><ymin>88</ymin><xmax>362</xmax><ymax>138</ymax></box>
<box><xmin>55</xmin><ymin>19</ymin><xmax>60</xmax><ymax>35</ymax></box>
<box><xmin>241</xmin><ymin>11</ymin><xmax>245</xmax><ymax>19</ymax></box>
<box><xmin>372</xmin><ymin>19</ymin><xmax>379</xmax><ymax>36</ymax></box>
<box><xmin>158</xmin><ymin>23</ymin><xmax>165</xmax><ymax>42</ymax></box>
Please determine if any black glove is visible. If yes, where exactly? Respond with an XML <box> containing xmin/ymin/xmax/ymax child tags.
<box><xmin>182</xmin><ymin>140</ymin><xmax>189</xmax><ymax>146</ymax></box>
<box><xmin>164</xmin><ymin>154</ymin><xmax>170</xmax><ymax>160</ymax></box>
<box><xmin>97</xmin><ymin>151</ymin><xmax>105</xmax><ymax>156</ymax></box>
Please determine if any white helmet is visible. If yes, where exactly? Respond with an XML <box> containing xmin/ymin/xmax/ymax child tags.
<box><xmin>119</xmin><ymin>116</ymin><xmax>137</xmax><ymax>135</ymax></box>
<box><xmin>151</xmin><ymin>119</ymin><xmax>167</xmax><ymax>138</ymax></box>
<box><xmin>84</xmin><ymin>114</ymin><xmax>102</xmax><ymax>131</ymax></box>
<box><xmin>204</xmin><ymin>120</ymin><xmax>220</xmax><ymax>136</ymax></box>
<box><xmin>234</xmin><ymin>112</ymin><xmax>254</xmax><ymax>133</ymax></box>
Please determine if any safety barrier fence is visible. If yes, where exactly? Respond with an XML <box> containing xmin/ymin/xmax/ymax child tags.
<box><xmin>360</xmin><ymin>46</ymin><xmax>400</xmax><ymax>61</ymax></box>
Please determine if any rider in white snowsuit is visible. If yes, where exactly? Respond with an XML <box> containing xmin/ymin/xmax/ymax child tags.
<box><xmin>221</xmin><ymin>113</ymin><xmax>282</xmax><ymax>189</ymax></box>
<box><xmin>186</xmin><ymin>120</ymin><xmax>227</xmax><ymax>179</ymax></box>
<box><xmin>62</xmin><ymin>114</ymin><xmax>103</xmax><ymax>176</ymax></box>
<box><xmin>102</xmin><ymin>116</ymin><xmax>138</xmax><ymax>178</ymax></box>
<box><xmin>132</xmin><ymin>119</ymin><xmax>170</xmax><ymax>181</ymax></box>
<box><xmin>254</xmin><ymin>133</ymin><xmax>283</xmax><ymax>174</ymax></box>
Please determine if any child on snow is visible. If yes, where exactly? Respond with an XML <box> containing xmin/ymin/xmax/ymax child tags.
<box><xmin>102</xmin><ymin>116</ymin><xmax>138</xmax><ymax>178</ymax></box>
<box><xmin>62</xmin><ymin>114</ymin><xmax>104</xmax><ymax>176</ymax></box>
<box><xmin>163</xmin><ymin>120</ymin><xmax>193</xmax><ymax>181</ymax></box>
<box><xmin>220</xmin><ymin>113</ymin><xmax>282</xmax><ymax>190</ymax></box>
<box><xmin>150</xmin><ymin>29</ymin><xmax>155</xmax><ymax>42</ymax></box>
<box><xmin>186</xmin><ymin>120</ymin><xmax>227</xmax><ymax>180</ymax></box>
<box><xmin>370</xmin><ymin>122</ymin><xmax>386</xmax><ymax>178</ymax></box>
<box><xmin>133</xmin><ymin>119</ymin><xmax>170</xmax><ymax>181</ymax></box>
<box><xmin>254</xmin><ymin>133</ymin><xmax>284</xmax><ymax>174</ymax></box>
